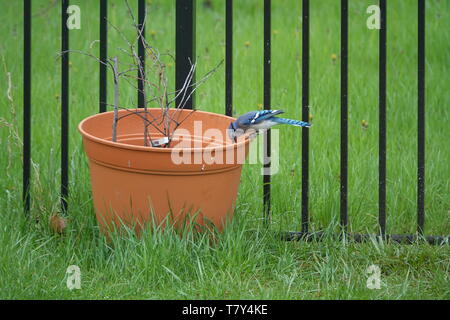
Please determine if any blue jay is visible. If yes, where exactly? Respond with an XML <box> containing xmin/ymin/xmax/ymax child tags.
<box><xmin>228</xmin><ymin>110</ymin><xmax>311</xmax><ymax>142</ymax></box>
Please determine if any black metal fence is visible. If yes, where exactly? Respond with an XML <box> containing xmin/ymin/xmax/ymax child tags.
<box><xmin>21</xmin><ymin>0</ymin><xmax>448</xmax><ymax>245</ymax></box>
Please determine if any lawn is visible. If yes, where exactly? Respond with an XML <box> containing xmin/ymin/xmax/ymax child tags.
<box><xmin>0</xmin><ymin>0</ymin><xmax>448</xmax><ymax>299</ymax></box>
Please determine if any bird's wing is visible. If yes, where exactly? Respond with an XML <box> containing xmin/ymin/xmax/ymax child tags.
<box><xmin>239</xmin><ymin>110</ymin><xmax>284</xmax><ymax>125</ymax></box>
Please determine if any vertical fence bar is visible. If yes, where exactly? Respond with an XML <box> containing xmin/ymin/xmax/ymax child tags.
<box><xmin>61</xmin><ymin>0</ymin><xmax>70</xmax><ymax>213</ymax></box>
<box><xmin>225</xmin><ymin>0</ymin><xmax>233</xmax><ymax>116</ymax></box>
<box><xmin>417</xmin><ymin>0</ymin><xmax>425</xmax><ymax>235</ymax></box>
<box><xmin>263</xmin><ymin>0</ymin><xmax>271</xmax><ymax>223</ymax></box>
<box><xmin>340</xmin><ymin>0</ymin><xmax>348</xmax><ymax>233</ymax></box>
<box><xmin>23</xmin><ymin>0</ymin><xmax>31</xmax><ymax>214</ymax></box>
<box><xmin>301</xmin><ymin>0</ymin><xmax>310</xmax><ymax>233</ymax></box>
<box><xmin>176</xmin><ymin>0</ymin><xmax>196</xmax><ymax>109</ymax></box>
<box><xmin>379</xmin><ymin>0</ymin><xmax>387</xmax><ymax>237</ymax></box>
<box><xmin>99</xmin><ymin>0</ymin><xmax>107</xmax><ymax>113</ymax></box>
<box><xmin>137</xmin><ymin>0</ymin><xmax>146</xmax><ymax>108</ymax></box>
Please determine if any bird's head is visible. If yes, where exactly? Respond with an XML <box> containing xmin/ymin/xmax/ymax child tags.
<box><xmin>228</xmin><ymin>121</ymin><xmax>246</xmax><ymax>143</ymax></box>
<box><xmin>227</xmin><ymin>121</ymin><xmax>238</xmax><ymax>143</ymax></box>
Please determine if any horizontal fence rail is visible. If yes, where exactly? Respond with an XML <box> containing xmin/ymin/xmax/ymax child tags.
<box><xmin>283</xmin><ymin>231</ymin><xmax>449</xmax><ymax>246</ymax></box>
<box><xmin>20</xmin><ymin>0</ymin><xmax>447</xmax><ymax>244</ymax></box>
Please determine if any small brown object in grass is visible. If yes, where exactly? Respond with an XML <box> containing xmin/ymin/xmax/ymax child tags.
<box><xmin>49</xmin><ymin>214</ymin><xmax>67</xmax><ymax>234</ymax></box>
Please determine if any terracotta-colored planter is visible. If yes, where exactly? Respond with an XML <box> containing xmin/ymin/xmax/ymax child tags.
<box><xmin>78</xmin><ymin>108</ymin><xmax>249</xmax><ymax>234</ymax></box>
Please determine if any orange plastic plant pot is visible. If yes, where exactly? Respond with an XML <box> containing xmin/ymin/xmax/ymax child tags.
<box><xmin>78</xmin><ymin>109</ymin><xmax>249</xmax><ymax>234</ymax></box>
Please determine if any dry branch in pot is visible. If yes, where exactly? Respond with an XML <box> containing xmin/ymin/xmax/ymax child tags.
<box><xmin>59</xmin><ymin>0</ymin><xmax>222</xmax><ymax>148</ymax></box>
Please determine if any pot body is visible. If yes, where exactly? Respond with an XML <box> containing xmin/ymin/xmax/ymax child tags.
<box><xmin>78</xmin><ymin>109</ymin><xmax>248</xmax><ymax>233</ymax></box>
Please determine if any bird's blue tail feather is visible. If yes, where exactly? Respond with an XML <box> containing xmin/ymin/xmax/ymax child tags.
<box><xmin>272</xmin><ymin>117</ymin><xmax>311</xmax><ymax>127</ymax></box>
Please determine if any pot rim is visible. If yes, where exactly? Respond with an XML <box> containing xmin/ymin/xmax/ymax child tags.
<box><xmin>78</xmin><ymin>108</ymin><xmax>249</xmax><ymax>153</ymax></box>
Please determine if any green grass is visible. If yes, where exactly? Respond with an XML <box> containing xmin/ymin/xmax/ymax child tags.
<box><xmin>0</xmin><ymin>0</ymin><xmax>449</xmax><ymax>299</ymax></box>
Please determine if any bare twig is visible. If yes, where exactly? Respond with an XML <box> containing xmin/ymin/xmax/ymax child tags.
<box><xmin>57</xmin><ymin>50</ymin><xmax>114</xmax><ymax>70</ymax></box>
<box><xmin>112</xmin><ymin>57</ymin><xmax>119</xmax><ymax>142</ymax></box>
<box><xmin>32</xmin><ymin>0</ymin><xmax>58</xmax><ymax>18</ymax></box>
<box><xmin>62</xmin><ymin>3</ymin><xmax>222</xmax><ymax>148</ymax></box>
